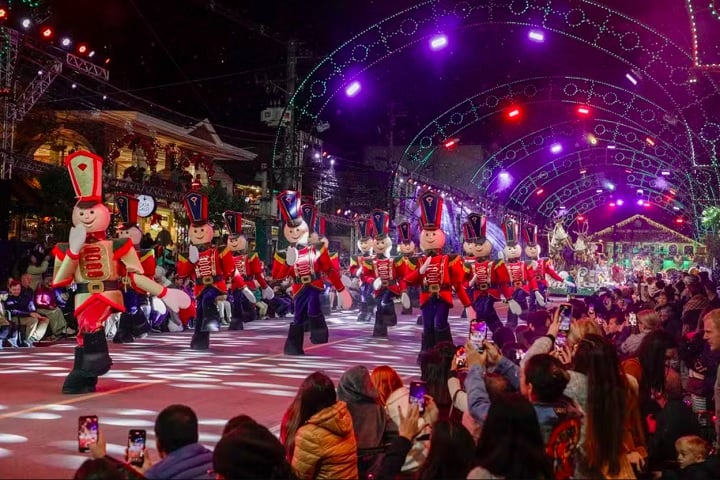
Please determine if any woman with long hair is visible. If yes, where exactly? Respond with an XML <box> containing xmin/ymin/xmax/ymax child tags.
<box><xmin>574</xmin><ymin>334</ymin><xmax>646</xmax><ymax>478</ymax></box>
<box><xmin>469</xmin><ymin>393</ymin><xmax>554</xmax><ymax>479</ymax></box>
<box><xmin>417</xmin><ymin>419</ymin><xmax>474</xmax><ymax>480</ymax></box>
<box><xmin>370</xmin><ymin>365</ymin><xmax>404</xmax><ymax>406</ymax></box>
<box><xmin>281</xmin><ymin>371</ymin><xmax>358</xmax><ymax>480</ymax></box>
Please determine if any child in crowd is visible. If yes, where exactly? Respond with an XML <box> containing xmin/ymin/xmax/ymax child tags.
<box><xmin>662</xmin><ymin>435</ymin><xmax>717</xmax><ymax>479</ymax></box>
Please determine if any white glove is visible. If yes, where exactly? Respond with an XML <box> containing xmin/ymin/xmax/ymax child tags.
<box><xmin>564</xmin><ymin>280</ymin><xmax>576</xmax><ymax>288</ymax></box>
<box><xmin>262</xmin><ymin>286</ymin><xmax>275</xmax><ymax>300</ymax></box>
<box><xmin>286</xmin><ymin>246</ymin><xmax>298</xmax><ymax>266</ymax></box>
<box><xmin>508</xmin><ymin>299</ymin><xmax>522</xmax><ymax>315</ymax></box>
<box><xmin>419</xmin><ymin>257</ymin><xmax>432</xmax><ymax>275</ymax></box>
<box><xmin>339</xmin><ymin>289</ymin><xmax>352</xmax><ymax>309</ymax></box>
<box><xmin>373</xmin><ymin>278</ymin><xmax>382</xmax><ymax>290</ymax></box>
<box><xmin>188</xmin><ymin>245</ymin><xmax>199</xmax><ymax>264</ymax></box>
<box><xmin>534</xmin><ymin>290</ymin><xmax>546</xmax><ymax>306</ymax></box>
<box><xmin>158</xmin><ymin>288</ymin><xmax>191</xmax><ymax>312</ymax></box>
<box><xmin>468</xmin><ymin>276</ymin><xmax>476</xmax><ymax>287</ymax></box>
<box><xmin>242</xmin><ymin>286</ymin><xmax>257</xmax><ymax>304</ymax></box>
<box><xmin>401</xmin><ymin>292</ymin><xmax>411</xmax><ymax>309</ymax></box>
<box><xmin>351</xmin><ymin>277</ymin><xmax>361</xmax><ymax>290</ymax></box>
<box><xmin>341</xmin><ymin>274</ymin><xmax>353</xmax><ymax>289</ymax></box>
<box><xmin>466</xmin><ymin>305</ymin><xmax>476</xmax><ymax>320</ymax></box>
<box><xmin>68</xmin><ymin>224</ymin><xmax>87</xmax><ymax>255</ymax></box>
<box><xmin>530</xmin><ymin>260</ymin><xmax>538</xmax><ymax>271</ymax></box>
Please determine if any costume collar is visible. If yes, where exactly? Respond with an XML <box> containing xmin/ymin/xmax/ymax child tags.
<box><xmin>86</xmin><ymin>232</ymin><xmax>107</xmax><ymax>243</ymax></box>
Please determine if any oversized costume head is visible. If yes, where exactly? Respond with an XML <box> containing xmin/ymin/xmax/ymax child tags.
<box><xmin>223</xmin><ymin>210</ymin><xmax>246</xmax><ymax>252</ymax></box>
<box><xmin>370</xmin><ymin>209</ymin><xmax>392</xmax><ymax>255</ymax></box>
<box><xmin>465</xmin><ymin>213</ymin><xmax>492</xmax><ymax>258</ymax></box>
<box><xmin>183</xmin><ymin>190</ymin><xmax>213</xmax><ymax>245</ymax></box>
<box><xmin>313</xmin><ymin>216</ymin><xmax>329</xmax><ymax>250</ymax></box>
<box><xmin>523</xmin><ymin>223</ymin><xmax>541</xmax><ymax>259</ymax></box>
<box><xmin>396</xmin><ymin>221</ymin><xmax>416</xmax><ymax>255</ymax></box>
<box><xmin>502</xmin><ymin>217</ymin><xmax>522</xmax><ymax>260</ymax></box>
<box><xmin>417</xmin><ymin>190</ymin><xmax>445</xmax><ymax>253</ymax></box>
<box><xmin>115</xmin><ymin>193</ymin><xmax>143</xmax><ymax>247</ymax></box>
<box><xmin>67</xmin><ymin>151</ymin><xmax>111</xmax><ymax>234</ymax></box>
<box><xmin>301</xmin><ymin>203</ymin><xmax>319</xmax><ymax>245</ymax></box>
<box><xmin>277</xmin><ymin>190</ymin><xmax>309</xmax><ymax>245</ymax></box>
<box><xmin>356</xmin><ymin>217</ymin><xmax>374</xmax><ymax>254</ymax></box>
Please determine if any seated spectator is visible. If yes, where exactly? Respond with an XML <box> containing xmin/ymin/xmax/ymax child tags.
<box><xmin>24</xmin><ymin>250</ymin><xmax>50</xmax><ymax>290</ymax></box>
<box><xmin>5</xmin><ymin>279</ymin><xmax>48</xmax><ymax>345</ymax></box>
<box><xmin>216</xmin><ymin>295</ymin><xmax>232</xmax><ymax>326</ymax></box>
<box><xmin>468</xmin><ymin>393</ymin><xmax>554</xmax><ymax>479</ymax></box>
<box><xmin>34</xmin><ymin>275</ymin><xmax>68</xmax><ymax>339</ymax></box>
<box><xmin>214</xmin><ymin>420</ymin><xmax>294</xmax><ymax>480</ymax></box>
<box><xmin>661</xmin><ymin>435</ymin><xmax>719</xmax><ymax>480</ymax></box>
<box><xmin>337</xmin><ymin>365</ymin><xmax>397</xmax><ymax>478</ymax></box>
<box><xmin>141</xmin><ymin>404</ymin><xmax>213</xmax><ymax>479</ymax></box>
<box><xmin>281</xmin><ymin>371</ymin><xmax>358</xmax><ymax>480</ymax></box>
<box><xmin>417</xmin><ymin>419</ymin><xmax>475</xmax><ymax>480</ymax></box>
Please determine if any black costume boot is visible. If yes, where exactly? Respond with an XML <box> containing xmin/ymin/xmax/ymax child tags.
<box><xmin>309</xmin><ymin>314</ymin><xmax>329</xmax><ymax>344</ymax></box>
<box><xmin>416</xmin><ymin>315</ymin><xmax>423</xmax><ymax>326</ymax></box>
<box><xmin>435</xmin><ymin>326</ymin><xmax>454</xmax><ymax>345</ymax></box>
<box><xmin>81</xmin><ymin>330</ymin><xmax>112</xmax><ymax>377</ymax></box>
<box><xmin>417</xmin><ymin>331</ymin><xmax>436</xmax><ymax>364</ymax></box>
<box><xmin>372</xmin><ymin>316</ymin><xmax>388</xmax><ymax>338</ymax></box>
<box><xmin>357</xmin><ymin>301</ymin><xmax>371</xmax><ymax>323</ymax></box>
<box><xmin>190</xmin><ymin>330</ymin><xmax>210</xmax><ymax>350</ymax></box>
<box><xmin>284</xmin><ymin>323</ymin><xmax>305</xmax><ymax>355</ymax></box>
<box><xmin>113</xmin><ymin>314</ymin><xmax>134</xmax><ymax>344</ymax></box>
<box><xmin>228</xmin><ymin>317</ymin><xmax>244</xmax><ymax>330</ymax></box>
<box><xmin>62</xmin><ymin>347</ymin><xmax>95</xmax><ymax>394</ymax></box>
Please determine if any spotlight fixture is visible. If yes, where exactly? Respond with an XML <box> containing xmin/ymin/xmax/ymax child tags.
<box><xmin>429</xmin><ymin>34</ymin><xmax>448</xmax><ymax>50</ymax></box>
<box><xmin>77</xmin><ymin>44</ymin><xmax>88</xmax><ymax>55</ymax></box>
<box><xmin>576</xmin><ymin>106</ymin><xmax>590</xmax><ymax>115</ymax></box>
<box><xmin>41</xmin><ymin>27</ymin><xmax>53</xmax><ymax>39</ymax></box>
<box><xmin>625</xmin><ymin>72</ymin><xmax>638</xmax><ymax>85</ymax></box>
<box><xmin>507</xmin><ymin>107</ymin><xmax>521</xmax><ymax>119</ymax></box>
<box><xmin>21</xmin><ymin>18</ymin><xmax>31</xmax><ymax>29</ymax></box>
<box><xmin>61</xmin><ymin>37</ymin><xmax>71</xmax><ymax>47</ymax></box>
<box><xmin>550</xmin><ymin>143</ymin><xmax>562</xmax><ymax>154</ymax></box>
<box><xmin>345</xmin><ymin>81</ymin><xmax>361</xmax><ymax>97</ymax></box>
<box><xmin>528</xmin><ymin>30</ymin><xmax>545</xmax><ymax>42</ymax></box>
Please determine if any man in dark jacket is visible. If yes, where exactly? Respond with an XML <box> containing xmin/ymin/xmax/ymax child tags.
<box><xmin>142</xmin><ymin>404</ymin><xmax>213</xmax><ymax>480</ymax></box>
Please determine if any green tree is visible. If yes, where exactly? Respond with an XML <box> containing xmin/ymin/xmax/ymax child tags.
<box><xmin>38</xmin><ymin>167</ymin><xmax>75</xmax><ymax>220</ymax></box>
<box><xmin>702</xmin><ymin>206</ymin><xmax>720</xmax><ymax>270</ymax></box>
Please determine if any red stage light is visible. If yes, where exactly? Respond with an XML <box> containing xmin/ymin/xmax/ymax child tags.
<box><xmin>0</xmin><ymin>8</ymin><xmax>8</xmax><ymax>20</ymax></box>
<box><xmin>443</xmin><ymin>138</ymin><xmax>459</xmax><ymax>149</ymax></box>
<box><xmin>41</xmin><ymin>27</ymin><xmax>53</xmax><ymax>39</ymax></box>
<box><xmin>609</xmin><ymin>202</ymin><xmax>616</xmax><ymax>207</ymax></box>
<box><xmin>507</xmin><ymin>107</ymin><xmax>521</xmax><ymax>119</ymax></box>
<box><xmin>77</xmin><ymin>44</ymin><xmax>88</xmax><ymax>54</ymax></box>
<box><xmin>536</xmin><ymin>188</ymin><xmax>544</xmax><ymax>195</ymax></box>
<box><xmin>577</xmin><ymin>215</ymin><xmax>585</xmax><ymax>221</ymax></box>
<box><xmin>576</xmin><ymin>106</ymin><xmax>590</xmax><ymax>115</ymax></box>
<box><xmin>675</xmin><ymin>217</ymin><xmax>684</xmax><ymax>224</ymax></box>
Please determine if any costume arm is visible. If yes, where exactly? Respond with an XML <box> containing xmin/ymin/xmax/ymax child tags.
<box><xmin>176</xmin><ymin>254</ymin><xmax>194</xmax><ymax>278</ymax></box>
<box><xmin>249</xmin><ymin>254</ymin><xmax>269</xmax><ymax>289</ymax></box>
<box><xmin>494</xmin><ymin>261</ymin><xmax>513</xmax><ymax>299</ymax></box>
<box><xmin>450</xmin><ymin>256</ymin><xmax>472</xmax><ymax>307</ymax></box>
<box><xmin>219</xmin><ymin>248</ymin><xmax>237</xmax><ymax>278</ymax></box>
<box><xmin>361</xmin><ymin>260</ymin><xmax>376</xmax><ymax>285</ymax></box>
<box><xmin>526</xmin><ymin>264</ymin><xmax>540</xmax><ymax>291</ymax></box>
<box><xmin>317</xmin><ymin>246</ymin><xmax>345</xmax><ymax>291</ymax></box>
<box><xmin>51</xmin><ymin>244</ymin><xmax>78</xmax><ymax>288</ymax></box>
<box><xmin>403</xmin><ymin>256</ymin><xmax>423</xmax><ymax>286</ymax></box>
<box><xmin>271</xmin><ymin>252</ymin><xmax>291</xmax><ymax>280</ymax></box>
<box><xmin>545</xmin><ymin>261</ymin><xmax>564</xmax><ymax>282</ymax></box>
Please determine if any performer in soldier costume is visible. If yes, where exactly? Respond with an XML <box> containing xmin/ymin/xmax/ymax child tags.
<box><xmin>362</xmin><ymin>209</ymin><xmax>410</xmax><ymax>338</ymax></box>
<box><xmin>523</xmin><ymin>223</ymin><xmax>572</xmax><ymax>311</ymax></box>
<box><xmin>271</xmin><ymin>191</ymin><xmax>351</xmax><ymax>355</ymax></box>
<box><xmin>495</xmin><ymin>218</ymin><xmax>539</xmax><ymax>328</ymax></box>
<box><xmin>177</xmin><ymin>191</ymin><xmax>237</xmax><ymax>350</ymax></box>
<box><xmin>53</xmin><ymin>151</ymin><xmax>190</xmax><ymax>394</ymax></box>
<box><xmin>223</xmin><ymin>210</ymin><xmax>273</xmax><ymax>330</ymax></box>
<box><xmin>112</xmin><ymin>194</ymin><xmax>154</xmax><ymax>343</ymax></box>
<box><xmin>405</xmin><ymin>191</ymin><xmax>475</xmax><ymax>358</ymax></box>
<box><xmin>310</xmin><ymin>215</ymin><xmax>339</xmax><ymax>315</ymax></box>
<box><xmin>395</xmin><ymin>221</ymin><xmax>419</xmax><ymax>316</ymax></box>
<box><xmin>463</xmin><ymin>213</ymin><xmax>503</xmax><ymax>332</ymax></box>
<box><xmin>349</xmin><ymin>217</ymin><xmax>375</xmax><ymax>323</ymax></box>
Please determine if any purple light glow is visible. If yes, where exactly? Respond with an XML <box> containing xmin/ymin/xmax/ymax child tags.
<box><xmin>345</xmin><ymin>81</ymin><xmax>361</xmax><ymax>97</ymax></box>
<box><xmin>429</xmin><ymin>34</ymin><xmax>448</xmax><ymax>50</ymax></box>
<box><xmin>550</xmin><ymin>143</ymin><xmax>562</xmax><ymax>154</ymax></box>
<box><xmin>637</xmin><ymin>199</ymin><xmax>644</xmax><ymax>206</ymax></box>
<box><xmin>616</xmin><ymin>199</ymin><xmax>625</xmax><ymax>206</ymax></box>
<box><xmin>528</xmin><ymin>30</ymin><xmax>545</xmax><ymax>42</ymax></box>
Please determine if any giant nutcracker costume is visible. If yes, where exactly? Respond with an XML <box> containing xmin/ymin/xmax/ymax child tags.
<box><xmin>463</xmin><ymin>213</ymin><xmax>503</xmax><ymax>332</ymax></box>
<box><xmin>272</xmin><ymin>191</ymin><xmax>352</xmax><ymax>355</ymax></box>
<box><xmin>112</xmin><ymin>194</ymin><xmax>155</xmax><ymax>343</ymax></box>
<box><xmin>310</xmin><ymin>215</ymin><xmax>339</xmax><ymax>315</ymax></box>
<box><xmin>177</xmin><ymin>191</ymin><xmax>237</xmax><ymax>350</ymax></box>
<box><xmin>495</xmin><ymin>218</ymin><xmax>539</xmax><ymax>328</ymax></box>
<box><xmin>362</xmin><ymin>209</ymin><xmax>411</xmax><ymax>338</ymax></box>
<box><xmin>405</xmin><ymin>191</ymin><xmax>475</xmax><ymax>357</ymax></box>
<box><xmin>395</xmin><ymin>221</ymin><xmax>419</xmax><ymax>316</ymax></box>
<box><xmin>52</xmin><ymin>151</ymin><xmax>190</xmax><ymax>394</ymax></box>
<box><xmin>224</xmin><ymin>210</ymin><xmax>273</xmax><ymax>330</ymax></box>
<box><xmin>350</xmin><ymin>217</ymin><xmax>376</xmax><ymax>323</ymax></box>
<box><xmin>523</xmin><ymin>223</ymin><xmax>571</xmax><ymax>311</ymax></box>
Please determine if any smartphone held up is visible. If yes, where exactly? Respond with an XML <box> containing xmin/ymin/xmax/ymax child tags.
<box><xmin>469</xmin><ymin>319</ymin><xmax>488</xmax><ymax>352</ymax></box>
<box><xmin>555</xmin><ymin>303</ymin><xmax>573</xmax><ymax>348</ymax></box>
<box><xmin>127</xmin><ymin>429</ymin><xmax>146</xmax><ymax>467</ymax></box>
<box><xmin>409</xmin><ymin>380</ymin><xmax>427</xmax><ymax>413</ymax></box>
<box><xmin>78</xmin><ymin>415</ymin><xmax>99</xmax><ymax>453</ymax></box>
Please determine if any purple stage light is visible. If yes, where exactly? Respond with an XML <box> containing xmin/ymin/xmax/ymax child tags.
<box><xmin>528</xmin><ymin>30</ymin><xmax>545</xmax><ymax>42</ymax></box>
<box><xmin>637</xmin><ymin>199</ymin><xmax>644</xmax><ymax>206</ymax></box>
<box><xmin>345</xmin><ymin>81</ymin><xmax>361</xmax><ymax>97</ymax></box>
<box><xmin>625</xmin><ymin>73</ymin><xmax>638</xmax><ymax>85</ymax></box>
<box><xmin>429</xmin><ymin>34</ymin><xmax>448</xmax><ymax>50</ymax></box>
<box><xmin>616</xmin><ymin>199</ymin><xmax>624</xmax><ymax>206</ymax></box>
<box><xmin>550</xmin><ymin>143</ymin><xmax>562</xmax><ymax>154</ymax></box>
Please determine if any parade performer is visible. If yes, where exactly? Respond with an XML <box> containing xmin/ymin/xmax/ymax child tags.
<box><xmin>495</xmin><ymin>218</ymin><xmax>539</xmax><ymax>328</ymax></box>
<box><xmin>405</xmin><ymin>191</ymin><xmax>475</xmax><ymax>357</ymax></box>
<box><xmin>271</xmin><ymin>191</ymin><xmax>351</xmax><ymax>355</ymax></box>
<box><xmin>52</xmin><ymin>151</ymin><xmax>190</xmax><ymax>394</ymax></box>
<box><xmin>349</xmin><ymin>217</ymin><xmax>375</xmax><ymax>323</ymax></box>
<box><xmin>177</xmin><ymin>191</ymin><xmax>237</xmax><ymax>350</ymax></box>
<box><xmin>362</xmin><ymin>209</ymin><xmax>410</xmax><ymax>338</ymax></box>
<box><xmin>310</xmin><ymin>215</ymin><xmax>339</xmax><ymax>315</ymax></box>
<box><xmin>395</xmin><ymin>221</ymin><xmax>419</xmax><ymax>315</ymax></box>
<box><xmin>224</xmin><ymin>210</ymin><xmax>273</xmax><ymax>330</ymax></box>
<box><xmin>112</xmin><ymin>194</ymin><xmax>155</xmax><ymax>343</ymax></box>
<box><xmin>463</xmin><ymin>213</ymin><xmax>503</xmax><ymax>332</ymax></box>
<box><xmin>523</xmin><ymin>223</ymin><xmax>572</xmax><ymax>310</ymax></box>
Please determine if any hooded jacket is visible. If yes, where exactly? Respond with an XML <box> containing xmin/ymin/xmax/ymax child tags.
<box><xmin>291</xmin><ymin>401</ymin><xmax>358</xmax><ymax>480</ymax></box>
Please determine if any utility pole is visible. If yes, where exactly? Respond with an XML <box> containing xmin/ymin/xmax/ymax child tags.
<box><xmin>387</xmin><ymin>101</ymin><xmax>406</xmax><ymax>218</ymax></box>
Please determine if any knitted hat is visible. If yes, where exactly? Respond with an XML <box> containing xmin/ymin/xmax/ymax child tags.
<box><xmin>213</xmin><ymin>422</ymin><xmax>291</xmax><ymax>479</ymax></box>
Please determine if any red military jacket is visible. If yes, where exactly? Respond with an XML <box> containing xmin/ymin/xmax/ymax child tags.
<box><xmin>529</xmin><ymin>257</ymin><xmax>564</xmax><ymax>287</ymax></box>
<box><xmin>231</xmin><ymin>251</ymin><xmax>269</xmax><ymax>291</ymax></box>
<box><xmin>349</xmin><ymin>253</ymin><xmax>373</xmax><ymax>278</ymax></box>
<box><xmin>272</xmin><ymin>244</ymin><xmax>344</xmax><ymax>296</ymax></box>
<box><xmin>122</xmin><ymin>247</ymin><xmax>157</xmax><ymax>294</ymax></box>
<box><xmin>404</xmin><ymin>253</ymin><xmax>471</xmax><ymax>308</ymax></box>
<box><xmin>466</xmin><ymin>256</ymin><xmax>501</xmax><ymax>300</ymax></box>
<box><xmin>361</xmin><ymin>254</ymin><xmax>406</xmax><ymax>297</ymax></box>
<box><xmin>177</xmin><ymin>245</ymin><xmax>236</xmax><ymax>297</ymax></box>
<box><xmin>395</xmin><ymin>254</ymin><xmax>418</xmax><ymax>280</ymax></box>
<box><xmin>495</xmin><ymin>257</ymin><xmax>539</xmax><ymax>299</ymax></box>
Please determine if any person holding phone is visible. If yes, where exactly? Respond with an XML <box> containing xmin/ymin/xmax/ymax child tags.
<box><xmin>620</xmin><ymin>309</ymin><xmax>662</xmax><ymax>357</ymax></box>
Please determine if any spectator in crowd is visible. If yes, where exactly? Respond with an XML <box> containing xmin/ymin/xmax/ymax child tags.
<box><xmin>662</xmin><ymin>435</ymin><xmax>718</xmax><ymax>480</ymax></box>
<box><xmin>370</xmin><ymin>365</ymin><xmax>404</xmax><ymax>406</ymax></box>
<box><xmin>701</xmin><ymin>308</ymin><xmax>720</xmax><ymax>447</ymax></box>
<box><xmin>336</xmin><ymin>365</ymin><xmax>397</xmax><ymax>478</ymax></box>
<box><xmin>5</xmin><ymin>279</ymin><xmax>48</xmax><ymax>345</ymax></box>
<box><xmin>682</xmin><ymin>282</ymin><xmax>709</xmax><ymax>335</ymax></box>
<box><xmin>33</xmin><ymin>274</ymin><xmax>69</xmax><ymax>338</ymax></box>
<box><xmin>416</xmin><ymin>419</ymin><xmax>475</xmax><ymax>480</ymax></box>
<box><xmin>621</xmin><ymin>309</ymin><xmax>663</xmax><ymax>357</ymax></box>
<box><xmin>141</xmin><ymin>404</ymin><xmax>213</xmax><ymax>480</ymax></box>
<box><xmin>24</xmin><ymin>248</ymin><xmax>51</xmax><ymax>290</ymax></box>
<box><xmin>281</xmin><ymin>371</ymin><xmax>358</xmax><ymax>480</ymax></box>
<box><xmin>566</xmin><ymin>318</ymin><xmax>603</xmax><ymax>348</ymax></box>
<box><xmin>468</xmin><ymin>392</ymin><xmax>554</xmax><ymax>479</ymax></box>
<box><xmin>419</xmin><ymin>342</ymin><xmax>454</xmax><ymax>419</ymax></box>
<box><xmin>214</xmin><ymin>419</ymin><xmax>295</xmax><ymax>480</ymax></box>
<box><xmin>73</xmin><ymin>458</ymin><xmax>123</xmax><ymax>480</ymax></box>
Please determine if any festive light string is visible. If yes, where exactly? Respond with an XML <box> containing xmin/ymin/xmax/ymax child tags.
<box><xmin>686</xmin><ymin>0</ymin><xmax>720</xmax><ymax>68</ymax></box>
